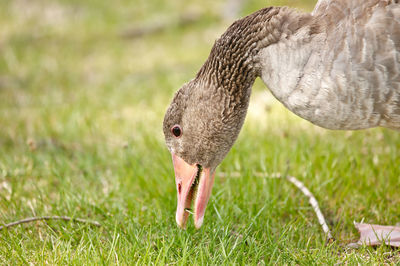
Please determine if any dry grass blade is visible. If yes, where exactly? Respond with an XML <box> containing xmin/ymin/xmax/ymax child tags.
<box><xmin>0</xmin><ymin>216</ymin><xmax>101</xmax><ymax>231</ymax></box>
<box><xmin>285</xmin><ymin>175</ymin><xmax>334</xmax><ymax>242</ymax></box>
<box><xmin>242</xmin><ymin>171</ymin><xmax>334</xmax><ymax>242</ymax></box>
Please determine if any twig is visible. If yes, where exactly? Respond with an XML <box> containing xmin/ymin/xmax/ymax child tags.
<box><xmin>221</xmin><ymin>170</ymin><xmax>334</xmax><ymax>242</ymax></box>
<box><xmin>271</xmin><ymin>171</ymin><xmax>334</xmax><ymax>242</ymax></box>
<box><xmin>285</xmin><ymin>175</ymin><xmax>334</xmax><ymax>242</ymax></box>
<box><xmin>0</xmin><ymin>216</ymin><xmax>101</xmax><ymax>231</ymax></box>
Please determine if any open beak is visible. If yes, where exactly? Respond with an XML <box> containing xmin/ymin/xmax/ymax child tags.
<box><xmin>171</xmin><ymin>153</ymin><xmax>215</xmax><ymax>229</ymax></box>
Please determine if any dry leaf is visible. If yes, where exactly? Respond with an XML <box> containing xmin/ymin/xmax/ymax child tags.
<box><xmin>352</xmin><ymin>223</ymin><xmax>400</xmax><ymax>248</ymax></box>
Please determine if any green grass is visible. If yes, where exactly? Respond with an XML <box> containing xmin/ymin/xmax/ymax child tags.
<box><xmin>1</xmin><ymin>0</ymin><xmax>399</xmax><ymax>264</ymax></box>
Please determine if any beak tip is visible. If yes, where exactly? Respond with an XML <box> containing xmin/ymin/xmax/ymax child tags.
<box><xmin>194</xmin><ymin>216</ymin><xmax>204</xmax><ymax>229</ymax></box>
<box><xmin>178</xmin><ymin>224</ymin><xmax>187</xmax><ymax>230</ymax></box>
<box><xmin>177</xmin><ymin>221</ymin><xmax>187</xmax><ymax>230</ymax></box>
<box><xmin>176</xmin><ymin>213</ymin><xmax>187</xmax><ymax>229</ymax></box>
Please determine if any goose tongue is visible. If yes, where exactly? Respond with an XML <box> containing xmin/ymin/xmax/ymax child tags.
<box><xmin>172</xmin><ymin>153</ymin><xmax>215</xmax><ymax>229</ymax></box>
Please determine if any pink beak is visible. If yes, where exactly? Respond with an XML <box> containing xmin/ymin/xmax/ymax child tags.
<box><xmin>171</xmin><ymin>153</ymin><xmax>215</xmax><ymax>229</ymax></box>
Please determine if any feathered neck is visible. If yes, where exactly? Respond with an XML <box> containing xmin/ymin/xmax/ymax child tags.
<box><xmin>195</xmin><ymin>7</ymin><xmax>317</xmax><ymax>96</ymax></box>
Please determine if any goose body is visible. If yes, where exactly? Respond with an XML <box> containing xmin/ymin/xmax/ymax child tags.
<box><xmin>163</xmin><ymin>0</ymin><xmax>400</xmax><ymax>228</ymax></box>
<box><xmin>261</xmin><ymin>0</ymin><xmax>400</xmax><ymax>130</ymax></box>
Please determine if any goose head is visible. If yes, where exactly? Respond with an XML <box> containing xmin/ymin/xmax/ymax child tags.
<box><xmin>163</xmin><ymin>76</ymin><xmax>251</xmax><ymax>229</ymax></box>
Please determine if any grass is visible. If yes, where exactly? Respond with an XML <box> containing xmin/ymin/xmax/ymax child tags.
<box><xmin>0</xmin><ymin>0</ymin><xmax>399</xmax><ymax>264</ymax></box>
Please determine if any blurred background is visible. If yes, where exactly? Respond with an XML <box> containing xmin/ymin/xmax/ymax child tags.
<box><xmin>1</xmin><ymin>0</ymin><xmax>399</xmax><ymax>263</ymax></box>
<box><xmin>0</xmin><ymin>0</ymin><xmax>317</xmax><ymax>147</ymax></box>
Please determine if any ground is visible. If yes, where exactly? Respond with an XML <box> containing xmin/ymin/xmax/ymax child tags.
<box><xmin>0</xmin><ymin>0</ymin><xmax>399</xmax><ymax>264</ymax></box>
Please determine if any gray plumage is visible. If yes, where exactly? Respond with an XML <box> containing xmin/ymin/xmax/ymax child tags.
<box><xmin>261</xmin><ymin>0</ymin><xmax>400</xmax><ymax>130</ymax></box>
<box><xmin>163</xmin><ymin>0</ymin><xmax>400</xmax><ymax>170</ymax></box>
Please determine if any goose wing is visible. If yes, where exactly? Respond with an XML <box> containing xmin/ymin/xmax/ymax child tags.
<box><xmin>315</xmin><ymin>0</ymin><xmax>400</xmax><ymax>129</ymax></box>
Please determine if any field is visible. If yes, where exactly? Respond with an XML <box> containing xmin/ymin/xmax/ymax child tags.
<box><xmin>1</xmin><ymin>0</ymin><xmax>399</xmax><ymax>264</ymax></box>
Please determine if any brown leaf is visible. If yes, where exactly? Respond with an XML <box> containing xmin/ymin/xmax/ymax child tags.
<box><xmin>353</xmin><ymin>223</ymin><xmax>400</xmax><ymax>247</ymax></box>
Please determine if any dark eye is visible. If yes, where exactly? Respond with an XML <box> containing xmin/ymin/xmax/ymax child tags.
<box><xmin>171</xmin><ymin>125</ymin><xmax>182</xmax><ymax>138</ymax></box>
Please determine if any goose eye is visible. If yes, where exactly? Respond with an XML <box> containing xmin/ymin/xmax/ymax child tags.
<box><xmin>171</xmin><ymin>125</ymin><xmax>182</xmax><ymax>138</ymax></box>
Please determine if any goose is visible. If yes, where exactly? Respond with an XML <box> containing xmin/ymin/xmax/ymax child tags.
<box><xmin>163</xmin><ymin>0</ymin><xmax>400</xmax><ymax>229</ymax></box>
